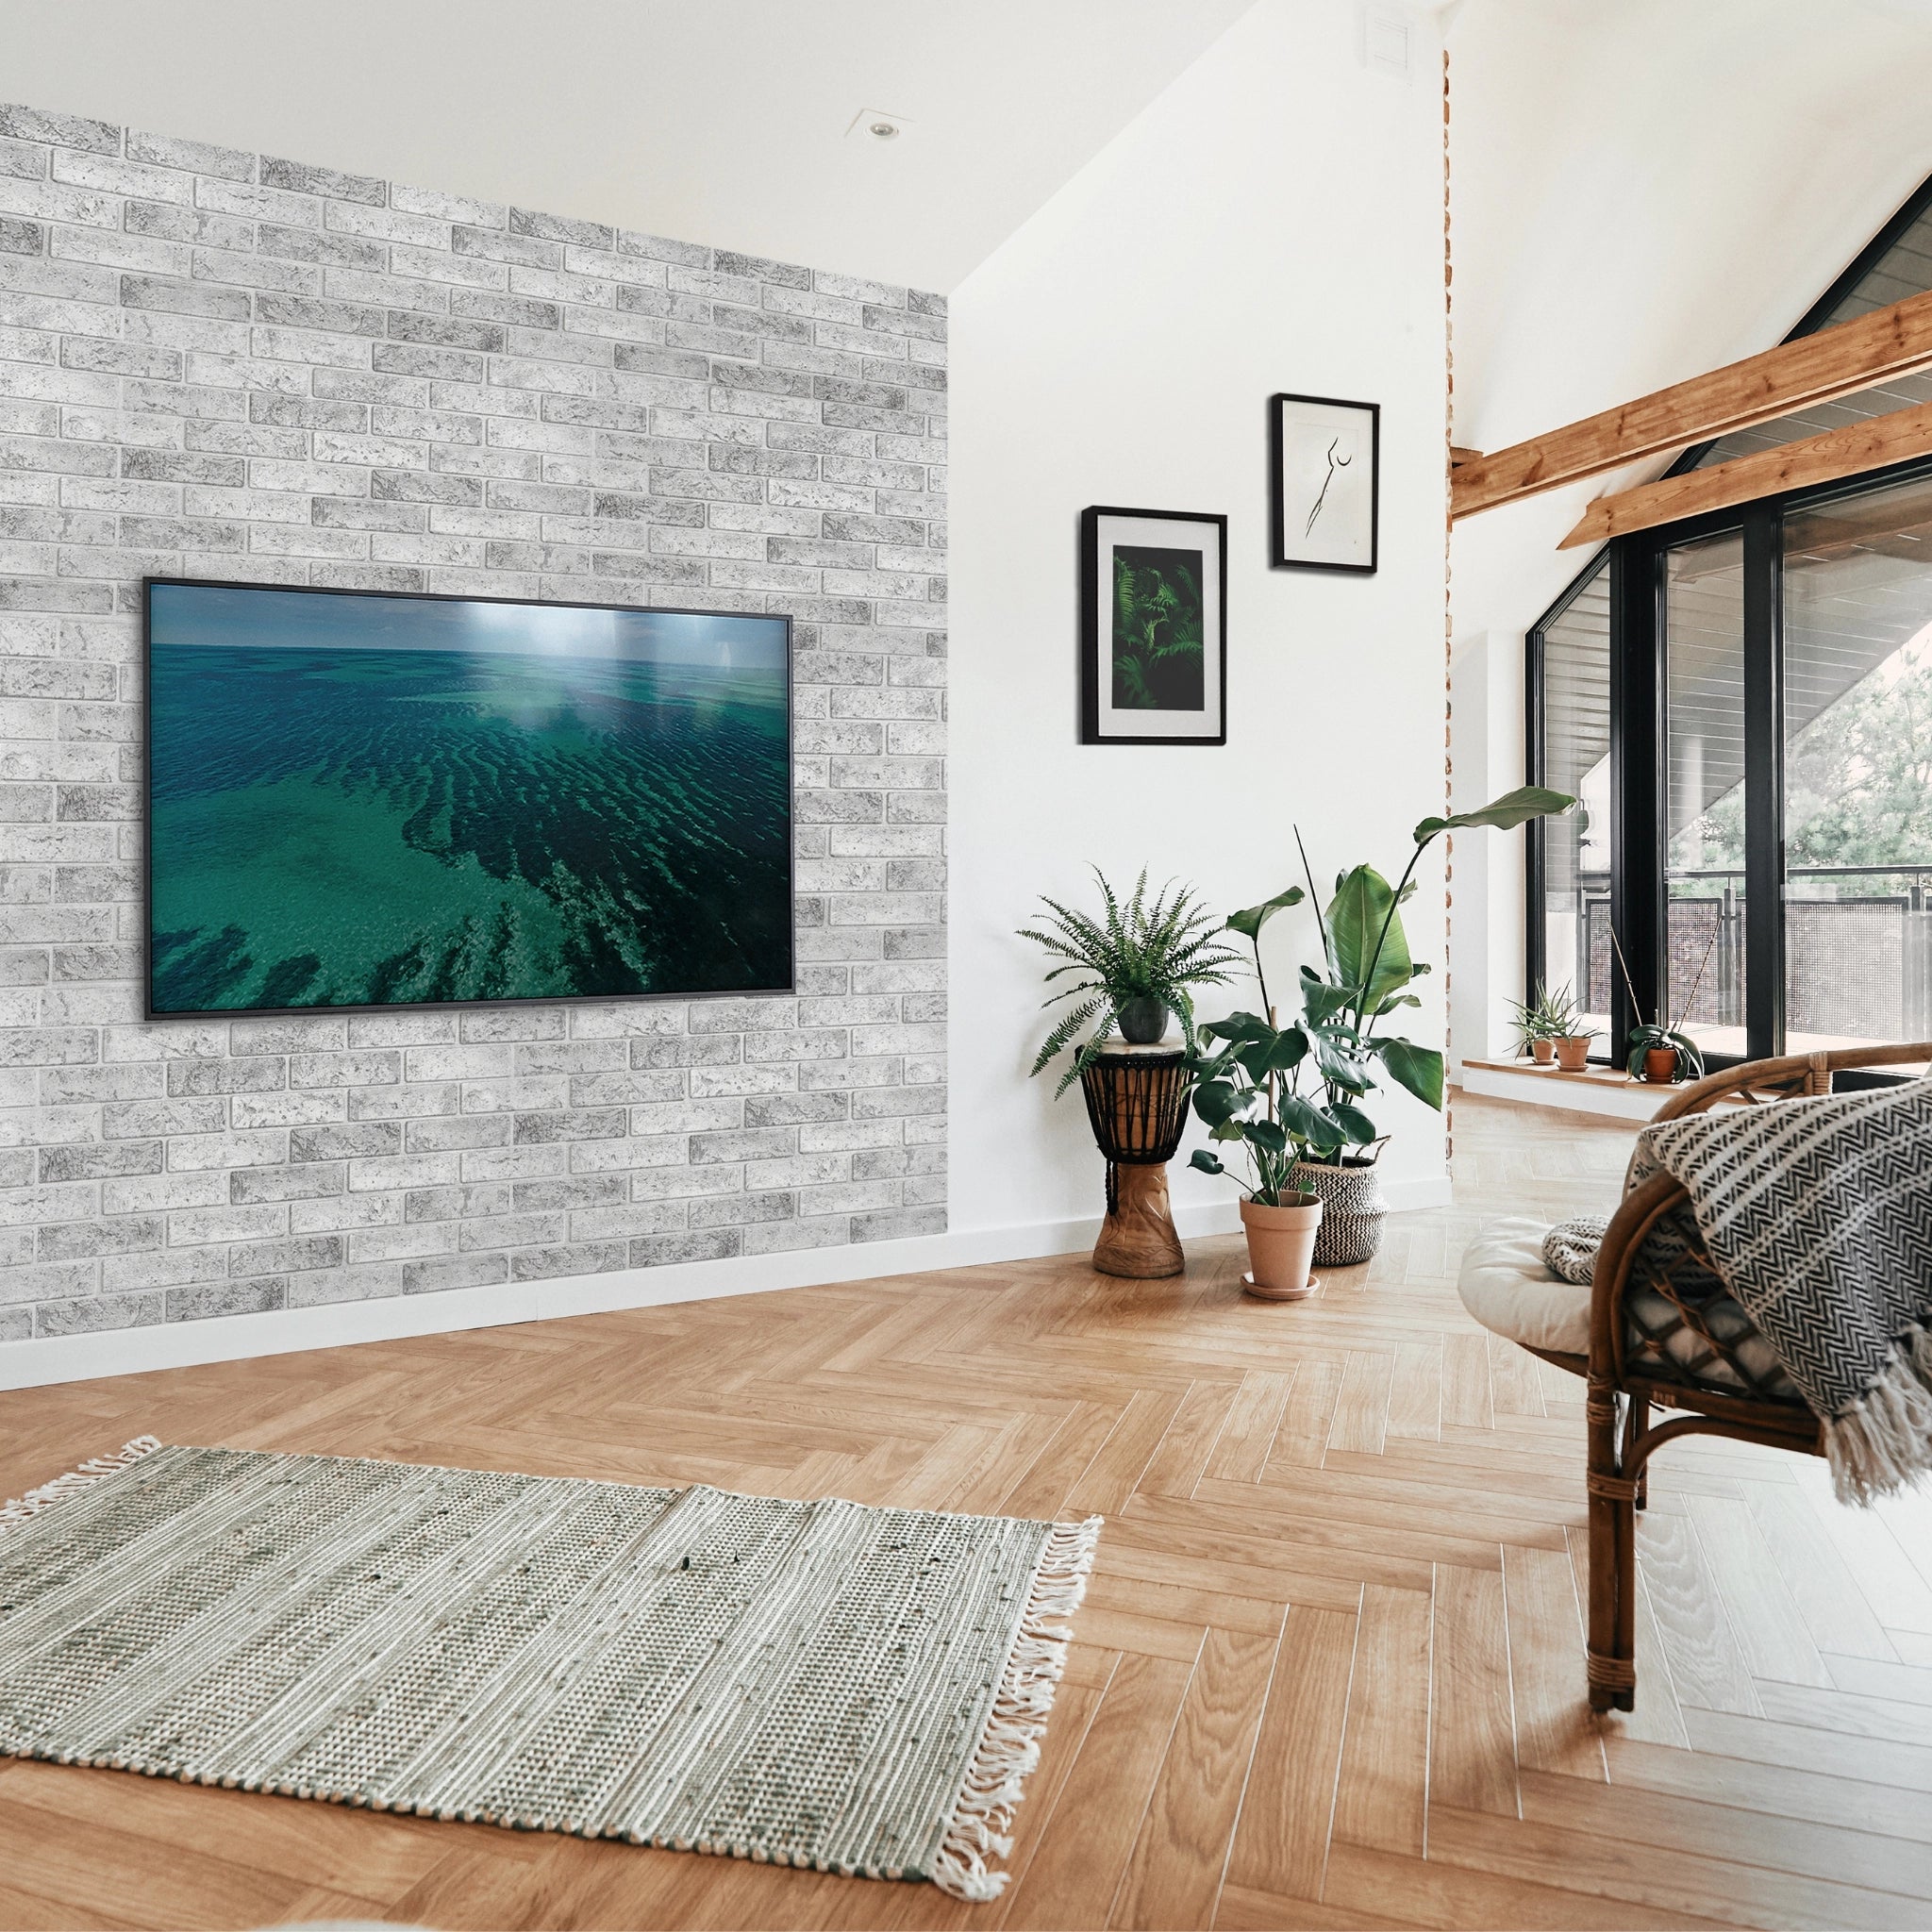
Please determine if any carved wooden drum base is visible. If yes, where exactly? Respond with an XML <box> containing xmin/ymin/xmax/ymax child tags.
<box><xmin>1092</xmin><ymin>1160</ymin><xmax>1184</xmax><ymax>1278</ymax></box>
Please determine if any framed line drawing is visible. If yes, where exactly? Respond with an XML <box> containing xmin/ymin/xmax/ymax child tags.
<box><xmin>1079</xmin><ymin>506</ymin><xmax>1227</xmax><ymax>745</ymax></box>
<box><xmin>1270</xmin><ymin>392</ymin><xmax>1379</xmax><ymax>573</ymax></box>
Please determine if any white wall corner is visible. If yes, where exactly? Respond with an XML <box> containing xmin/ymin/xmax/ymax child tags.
<box><xmin>1448</xmin><ymin>627</ymin><xmax>1526</xmax><ymax>1072</ymax></box>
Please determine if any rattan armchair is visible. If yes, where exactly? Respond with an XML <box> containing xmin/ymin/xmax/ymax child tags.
<box><xmin>1523</xmin><ymin>1042</ymin><xmax>1932</xmax><ymax>1713</ymax></box>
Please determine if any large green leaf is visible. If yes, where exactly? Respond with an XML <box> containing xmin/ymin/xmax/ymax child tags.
<box><xmin>1278</xmin><ymin>1093</ymin><xmax>1346</xmax><ymax>1153</ymax></box>
<box><xmin>1324</xmin><ymin>864</ymin><xmax>1413</xmax><ymax>1011</ymax></box>
<box><xmin>1375</xmin><ymin>1038</ymin><xmax>1445</xmax><ymax>1110</ymax></box>
<box><xmin>1299</xmin><ymin>966</ymin><xmax>1355</xmax><ymax>1025</ymax></box>
<box><xmin>1200</xmin><ymin>1010</ymin><xmax>1274</xmax><ymax>1045</ymax></box>
<box><xmin>1224</xmin><ymin>886</ymin><xmax>1304</xmax><ymax>941</ymax></box>
<box><xmin>1411</xmin><ymin>786</ymin><xmax>1574</xmax><ymax>846</ymax></box>
<box><xmin>1310</xmin><ymin>1028</ymin><xmax>1373</xmax><ymax>1096</ymax></box>
<box><xmin>1330</xmin><ymin>1102</ymin><xmax>1379</xmax><ymax>1144</ymax></box>
<box><xmin>1233</xmin><ymin>1024</ymin><xmax>1309</xmax><ymax>1085</ymax></box>
<box><xmin>1191</xmin><ymin>1078</ymin><xmax>1249</xmax><ymax>1126</ymax></box>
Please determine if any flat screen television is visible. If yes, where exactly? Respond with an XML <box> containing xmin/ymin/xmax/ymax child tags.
<box><xmin>144</xmin><ymin>578</ymin><xmax>792</xmax><ymax>1018</ymax></box>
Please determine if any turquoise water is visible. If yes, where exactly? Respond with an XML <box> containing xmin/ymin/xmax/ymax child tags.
<box><xmin>148</xmin><ymin>642</ymin><xmax>791</xmax><ymax>1012</ymax></box>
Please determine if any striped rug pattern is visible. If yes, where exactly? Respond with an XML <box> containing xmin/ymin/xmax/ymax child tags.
<box><xmin>0</xmin><ymin>1441</ymin><xmax>1100</xmax><ymax>1900</ymax></box>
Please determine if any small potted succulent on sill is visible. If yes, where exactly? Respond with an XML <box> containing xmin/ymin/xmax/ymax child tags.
<box><xmin>1627</xmin><ymin>1023</ymin><xmax>1705</xmax><ymax>1085</ymax></box>
<box><xmin>1608</xmin><ymin>924</ymin><xmax>1715</xmax><ymax>1086</ymax></box>
<box><xmin>1553</xmin><ymin>1024</ymin><xmax>1596</xmax><ymax>1072</ymax></box>
<box><xmin>1019</xmin><ymin>868</ymin><xmax>1242</xmax><ymax>1093</ymax></box>
<box><xmin>1507</xmin><ymin>982</ymin><xmax>1584</xmax><ymax>1066</ymax></box>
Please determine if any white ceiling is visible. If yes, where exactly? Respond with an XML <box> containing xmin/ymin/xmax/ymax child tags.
<box><xmin>0</xmin><ymin>0</ymin><xmax>1257</xmax><ymax>293</ymax></box>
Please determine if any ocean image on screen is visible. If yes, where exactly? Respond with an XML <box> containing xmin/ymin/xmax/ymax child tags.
<box><xmin>146</xmin><ymin>584</ymin><xmax>791</xmax><ymax>1015</ymax></box>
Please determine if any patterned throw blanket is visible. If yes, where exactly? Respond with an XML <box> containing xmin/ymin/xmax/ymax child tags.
<box><xmin>1633</xmin><ymin>1081</ymin><xmax>1932</xmax><ymax>1501</ymax></box>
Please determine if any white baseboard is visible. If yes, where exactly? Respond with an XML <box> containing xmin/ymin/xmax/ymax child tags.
<box><xmin>0</xmin><ymin>1176</ymin><xmax>1451</xmax><ymax>1392</ymax></box>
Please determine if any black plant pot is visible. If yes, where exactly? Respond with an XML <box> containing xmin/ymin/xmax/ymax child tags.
<box><xmin>1116</xmin><ymin>996</ymin><xmax>1170</xmax><ymax>1044</ymax></box>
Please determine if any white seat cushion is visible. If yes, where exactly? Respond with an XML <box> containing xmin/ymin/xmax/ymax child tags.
<box><xmin>1457</xmin><ymin>1217</ymin><xmax>1591</xmax><ymax>1356</ymax></box>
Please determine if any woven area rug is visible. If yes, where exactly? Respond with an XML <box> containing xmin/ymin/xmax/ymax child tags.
<box><xmin>0</xmin><ymin>1439</ymin><xmax>1099</xmax><ymax>1900</ymax></box>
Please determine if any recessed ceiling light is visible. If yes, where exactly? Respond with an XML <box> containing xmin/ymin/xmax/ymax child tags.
<box><xmin>846</xmin><ymin>108</ymin><xmax>910</xmax><ymax>142</ymax></box>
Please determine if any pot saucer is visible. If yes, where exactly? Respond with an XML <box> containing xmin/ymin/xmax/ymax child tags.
<box><xmin>1241</xmin><ymin>1272</ymin><xmax>1320</xmax><ymax>1302</ymax></box>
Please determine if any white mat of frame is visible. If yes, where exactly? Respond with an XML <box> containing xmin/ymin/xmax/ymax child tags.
<box><xmin>0</xmin><ymin>1440</ymin><xmax>1099</xmax><ymax>1901</ymax></box>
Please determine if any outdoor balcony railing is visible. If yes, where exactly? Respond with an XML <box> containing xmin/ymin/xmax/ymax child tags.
<box><xmin>1567</xmin><ymin>862</ymin><xmax>1932</xmax><ymax>1045</ymax></box>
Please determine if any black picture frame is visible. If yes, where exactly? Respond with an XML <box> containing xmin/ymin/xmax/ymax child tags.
<box><xmin>1269</xmin><ymin>391</ymin><xmax>1379</xmax><ymax>574</ymax></box>
<box><xmin>1079</xmin><ymin>506</ymin><xmax>1228</xmax><ymax>746</ymax></box>
<box><xmin>142</xmin><ymin>575</ymin><xmax>797</xmax><ymax>1022</ymax></box>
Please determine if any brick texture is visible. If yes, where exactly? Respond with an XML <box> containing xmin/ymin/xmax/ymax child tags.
<box><xmin>0</xmin><ymin>104</ymin><xmax>947</xmax><ymax>1343</ymax></box>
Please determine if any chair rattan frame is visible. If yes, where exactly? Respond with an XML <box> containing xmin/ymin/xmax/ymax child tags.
<box><xmin>1524</xmin><ymin>1041</ymin><xmax>1932</xmax><ymax>1713</ymax></box>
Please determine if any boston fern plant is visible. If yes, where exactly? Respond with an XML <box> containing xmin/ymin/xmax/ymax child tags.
<box><xmin>1189</xmin><ymin>787</ymin><xmax>1575</xmax><ymax>1201</ymax></box>
<box><xmin>1020</xmin><ymin>869</ymin><xmax>1242</xmax><ymax>1095</ymax></box>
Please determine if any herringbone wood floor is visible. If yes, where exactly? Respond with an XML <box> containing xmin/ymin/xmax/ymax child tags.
<box><xmin>3</xmin><ymin>1093</ymin><xmax>1931</xmax><ymax>1930</ymax></box>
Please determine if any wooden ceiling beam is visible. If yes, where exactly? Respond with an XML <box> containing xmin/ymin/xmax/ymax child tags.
<box><xmin>1558</xmin><ymin>399</ymin><xmax>1932</xmax><ymax>548</ymax></box>
<box><xmin>1451</xmin><ymin>286</ymin><xmax>1932</xmax><ymax>522</ymax></box>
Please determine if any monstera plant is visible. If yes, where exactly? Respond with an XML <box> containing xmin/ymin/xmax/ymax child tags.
<box><xmin>1189</xmin><ymin>788</ymin><xmax>1574</xmax><ymax>1275</ymax></box>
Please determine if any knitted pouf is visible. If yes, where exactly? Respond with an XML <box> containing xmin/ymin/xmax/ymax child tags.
<box><xmin>1291</xmin><ymin>1157</ymin><xmax>1389</xmax><ymax>1267</ymax></box>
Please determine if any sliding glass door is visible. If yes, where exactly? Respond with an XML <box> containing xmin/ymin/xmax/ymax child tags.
<box><xmin>1662</xmin><ymin>530</ymin><xmax>1747</xmax><ymax>1058</ymax></box>
<box><xmin>1529</xmin><ymin>456</ymin><xmax>1932</xmax><ymax>1067</ymax></box>
<box><xmin>1782</xmin><ymin>475</ymin><xmax>1932</xmax><ymax>1050</ymax></box>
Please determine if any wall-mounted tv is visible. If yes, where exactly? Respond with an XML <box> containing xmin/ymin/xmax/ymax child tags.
<box><xmin>144</xmin><ymin>579</ymin><xmax>792</xmax><ymax>1019</ymax></box>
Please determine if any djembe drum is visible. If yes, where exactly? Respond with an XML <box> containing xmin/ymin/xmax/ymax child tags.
<box><xmin>1078</xmin><ymin>1041</ymin><xmax>1191</xmax><ymax>1278</ymax></box>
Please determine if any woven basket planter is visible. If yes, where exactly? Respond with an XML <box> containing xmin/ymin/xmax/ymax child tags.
<box><xmin>1290</xmin><ymin>1155</ymin><xmax>1389</xmax><ymax>1267</ymax></box>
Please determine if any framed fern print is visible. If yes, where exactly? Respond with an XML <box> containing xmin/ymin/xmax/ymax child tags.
<box><xmin>1269</xmin><ymin>392</ymin><xmax>1378</xmax><ymax>573</ymax></box>
<box><xmin>1079</xmin><ymin>506</ymin><xmax>1227</xmax><ymax>745</ymax></box>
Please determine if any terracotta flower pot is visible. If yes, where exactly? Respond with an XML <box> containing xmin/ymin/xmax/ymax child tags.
<box><xmin>1642</xmin><ymin>1045</ymin><xmax>1681</xmax><ymax>1084</ymax></box>
<box><xmin>1241</xmin><ymin>1193</ymin><xmax>1322</xmax><ymax>1301</ymax></box>
<box><xmin>1554</xmin><ymin>1035</ymin><xmax>1591</xmax><ymax>1072</ymax></box>
<box><xmin>1530</xmin><ymin>1038</ymin><xmax>1557</xmax><ymax>1065</ymax></box>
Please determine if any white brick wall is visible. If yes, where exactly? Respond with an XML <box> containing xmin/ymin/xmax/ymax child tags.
<box><xmin>0</xmin><ymin>102</ymin><xmax>947</xmax><ymax>1343</ymax></box>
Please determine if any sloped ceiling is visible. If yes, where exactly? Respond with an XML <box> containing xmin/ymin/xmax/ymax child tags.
<box><xmin>1450</xmin><ymin>0</ymin><xmax>1932</xmax><ymax>640</ymax></box>
<box><xmin>0</xmin><ymin>0</ymin><xmax>1257</xmax><ymax>293</ymax></box>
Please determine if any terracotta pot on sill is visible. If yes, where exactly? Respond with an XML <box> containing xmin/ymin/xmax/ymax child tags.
<box><xmin>1642</xmin><ymin>1045</ymin><xmax>1681</xmax><ymax>1084</ymax></box>
<box><xmin>1530</xmin><ymin>1038</ymin><xmax>1557</xmax><ymax>1065</ymax></box>
<box><xmin>1554</xmin><ymin>1036</ymin><xmax>1592</xmax><ymax>1072</ymax></box>
<box><xmin>1240</xmin><ymin>1193</ymin><xmax>1322</xmax><ymax>1301</ymax></box>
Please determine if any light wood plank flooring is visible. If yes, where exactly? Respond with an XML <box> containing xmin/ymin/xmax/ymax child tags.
<box><xmin>3</xmin><ymin>1092</ymin><xmax>1931</xmax><ymax>1929</ymax></box>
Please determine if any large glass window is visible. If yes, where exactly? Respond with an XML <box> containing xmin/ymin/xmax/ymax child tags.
<box><xmin>1528</xmin><ymin>169</ymin><xmax>1932</xmax><ymax>1067</ymax></box>
<box><xmin>1536</xmin><ymin>562</ymin><xmax>1610</xmax><ymax>1037</ymax></box>
<box><xmin>1782</xmin><ymin>474</ymin><xmax>1932</xmax><ymax>1049</ymax></box>
<box><xmin>1663</xmin><ymin>532</ymin><xmax>1747</xmax><ymax>1058</ymax></box>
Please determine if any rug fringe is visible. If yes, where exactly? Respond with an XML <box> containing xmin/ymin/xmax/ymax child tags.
<box><xmin>0</xmin><ymin>1436</ymin><xmax>162</xmax><ymax>1530</ymax></box>
<box><xmin>1824</xmin><ymin>1323</ymin><xmax>1932</xmax><ymax>1503</ymax></box>
<box><xmin>929</xmin><ymin>1513</ymin><xmax>1103</xmax><ymax>1903</ymax></box>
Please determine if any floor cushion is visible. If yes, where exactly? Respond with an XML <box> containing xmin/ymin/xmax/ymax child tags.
<box><xmin>1457</xmin><ymin>1218</ymin><xmax>1591</xmax><ymax>1356</ymax></box>
<box><xmin>1457</xmin><ymin>1211</ymin><xmax>1800</xmax><ymax>1400</ymax></box>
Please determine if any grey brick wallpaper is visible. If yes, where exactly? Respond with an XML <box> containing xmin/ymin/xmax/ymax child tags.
<box><xmin>0</xmin><ymin>103</ymin><xmax>947</xmax><ymax>1346</ymax></box>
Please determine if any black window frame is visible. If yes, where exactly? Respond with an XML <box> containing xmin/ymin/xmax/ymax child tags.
<box><xmin>1532</xmin><ymin>448</ymin><xmax>1932</xmax><ymax>1074</ymax></box>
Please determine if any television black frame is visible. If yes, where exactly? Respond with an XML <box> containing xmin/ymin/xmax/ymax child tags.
<box><xmin>142</xmin><ymin>575</ymin><xmax>797</xmax><ymax>1023</ymax></box>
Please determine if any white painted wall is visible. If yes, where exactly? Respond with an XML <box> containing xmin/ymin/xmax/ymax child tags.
<box><xmin>1447</xmin><ymin>629</ymin><xmax>1525</xmax><ymax>1074</ymax></box>
<box><xmin>947</xmin><ymin>0</ymin><xmax>1453</xmax><ymax>1241</ymax></box>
